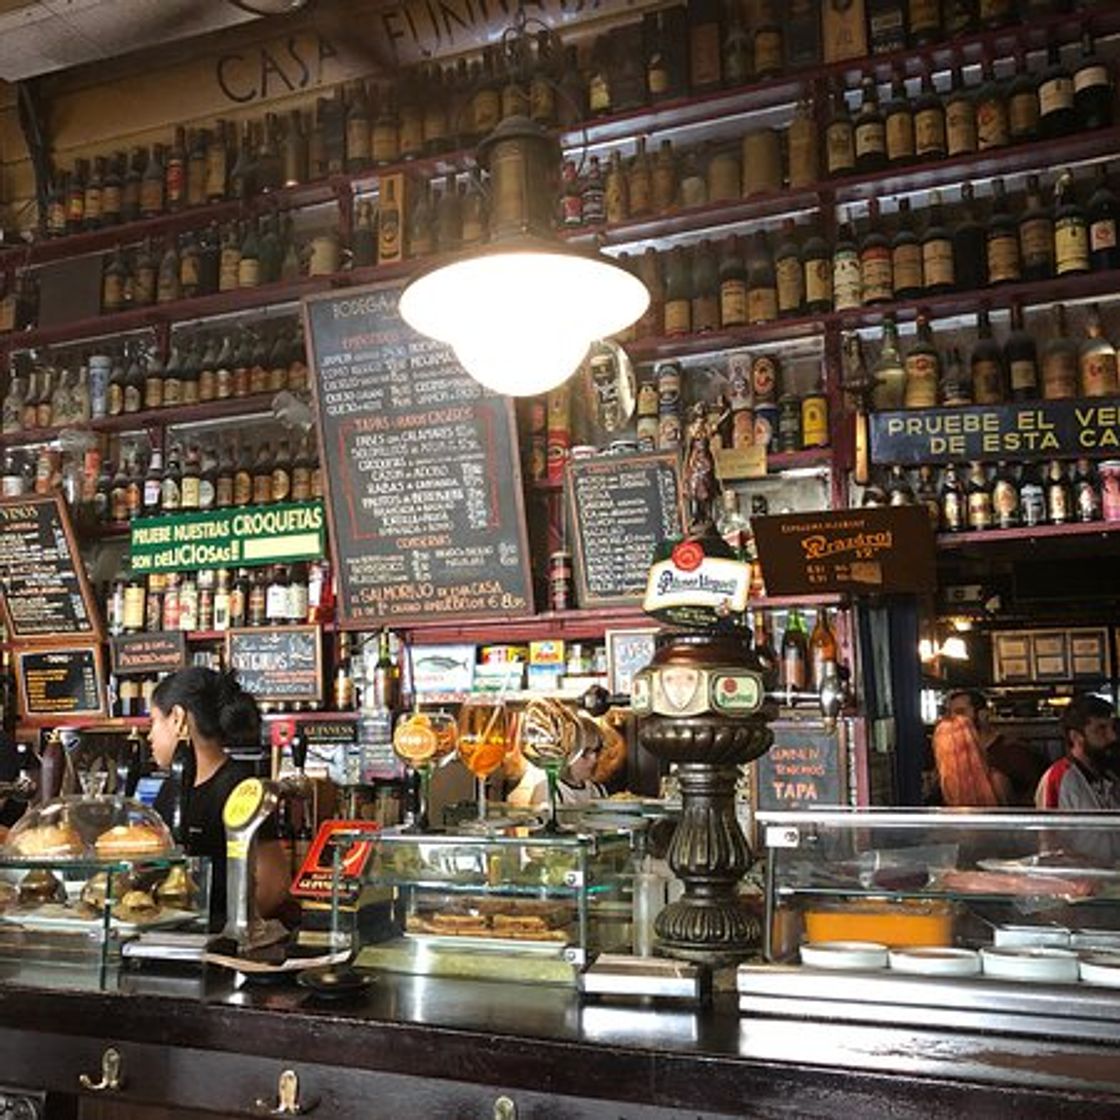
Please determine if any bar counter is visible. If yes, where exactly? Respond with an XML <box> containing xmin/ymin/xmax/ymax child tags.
<box><xmin>1</xmin><ymin>971</ymin><xmax>1119</xmax><ymax>1118</ymax></box>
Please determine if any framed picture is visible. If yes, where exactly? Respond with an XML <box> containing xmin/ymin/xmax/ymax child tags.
<box><xmin>605</xmin><ymin>628</ymin><xmax>659</xmax><ymax>696</ymax></box>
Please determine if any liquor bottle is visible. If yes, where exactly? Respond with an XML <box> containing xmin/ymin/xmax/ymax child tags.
<box><xmin>754</xmin><ymin>2</ymin><xmax>784</xmax><ymax>79</ymax></box>
<box><xmin>970</xmin><ymin>308</ymin><xmax>1005</xmax><ymax>404</ymax></box>
<box><xmin>945</xmin><ymin>66</ymin><xmax>977</xmax><ymax>159</ymax></box>
<box><xmin>160</xmin><ymin>444</ymin><xmax>182</xmax><ymax>513</ymax></box>
<box><xmin>1005</xmin><ymin>301</ymin><xmax>1039</xmax><ymax>401</ymax></box>
<box><xmin>872</xmin><ymin>316</ymin><xmax>906</xmax><ymax>410</ymax></box>
<box><xmin>904</xmin><ymin>313</ymin><xmax>941</xmax><ymax>408</ymax></box>
<box><xmin>187</xmin><ymin>129</ymin><xmax>209</xmax><ymax>205</ymax></box>
<box><xmin>628</xmin><ymin>139</ymin><xmax>652</xmax><ymax>218</ymax></box>
<box><xmin>953</xmin><ymin>182</ymin><xmax>988</xmax><ymax>292</ymax></box>
<box><xmin>775</xmin><ymin>221</ymin><xmax>804</xmax><ymax>318</ymax></box>
<box><xmin>102</xmin><ymin>246</ymin><xmax>127</xmax><ymax>314</ymax></box>
<box><xmin>986</xmin><ymin>177</ymin><xmax>1021</xmax><ymax>285</ymax></box>
<box><xmin>825</xmin><ymin>81</ymin><xmax>855</xmax><ymax>179</ymax></box>
<box><xmin>719</xmin><ymin>235</ymin><xmax>748</xmax><ymax>328</ymax></box>
<box><xmin>271</xmin><ymin>438</ymin><xmax>293</xmax><ymax>505</ymax></box>
<box><xmin>832</xmin><ymin>212</ymin><xmax>862</xmax><ymax>312</ymax></box>
<box><xmin>916</xmin><ymin>464</ymin><xmax>941</xmax><ymax>531</ymax></box>
<box><xmin>663</xmin><ymin>246</ymin><xmax>692</xmax><ymax>336</ymax></box>
<box><xmin>604</xmin><ymin>151</ymin><xmax>629</xmax><ymax>226</ymax></box>
<box><xmin>1045</xmin><ymin>459</ymin><xmax>1071</xmax><ymax>524</ymax></box>
<box><xmin>83</xmin><ymin>156</ymin><xmax>104</xmax><ymax>230</ymax></box>
<box><xmin>687</xmin><ymin>0</ymin><xmax>722</xmax><ymax>92</ymax></box>
<box><xmin>1074</xmin><ymin>32</ymin><xmax>1113</xmax><ymax>131</ymax></box>
<box><xmin>205</xmin><ymin>123</ymin><xmax>230</xmax><ymax>202</ymax></box>
<box><xmin>891</xmin><ymin>199</ymin><xmax>923</xmax><ymax>299</ymax></box>
<box><xmin>424</xmin><ymin>70</ymin><xmax>451</xmax><ymax>155</ymax></box>
<box><xmin>721</xmin><ymin>0</ymin><xmax>750</xmax><ymax>87</ymax></box>
<box><xmin>247</xmin><ymin>568</ymin><xmax>267</xmax><ymax>627</ymax></box>
<box><xmin>165</xmin><ymin>126</ymin><xmax>186</xmax><ymax>212</ymax></box>
<box><xmin>233</xmin><ymin>440</ymin><xmax>253</xmax><ymax>507</ymax></box>
<box><xmin>976</xmin><ymin>58</ymin><xmax>1009</xmax><ymax>151</ymax></box>
<box><xmin>251</xmin><ymin>441</ymin><xmax>273</xmax><ymax>506</ymax></box>
<box><xmin>780</xmin><ymin>609</ymin><xmax>809</xmax><ymax>691</ymax></box>
<box><xmin>1018</xmin><ymin>174</ymin><xmax>1054</xmax><ymax>281</ymax></box>
<box><xmin>371</xmin><ymin>629</ymin><xmax>399</xmax><ymax>713</ymax></box>
<box><xmin>1038</xmin><ymin>40</ymin><xmax>1076</xmax><ymax>140</ymax></box>
<box><xmin>530</xmin><ymin>31</ymin><xmax>558</xmax><ymax>126</ymax></box>
<box><xmin>908</xmin><ymin>0</ymin><xmax>940</xmax><ymax>45</ymax></box>
<box><xmin>124</xmin><ymin>347</ymin><xmax>144</xmax><ymax>414</ymax></box>
<box><xmin>679</xmin><ymin>153</ymin><xmax>707</xmax><ymax>208</ymax></box>
<box><xmin>887</xmin><ymin>463</ymin><xmax>915</xmax><ymax>505</ymax></box>
<box><xmin>746</xmin><ymin>231</ymin><xmax>778</xmax><ymax>324</ymax></box>
<box><xmin>802</xmin><ymin>225</ymin><xmax>833</xmax><ymax>313</ymax></box>
<box><xmin>940</xmin><ymin>346</ymin><xmax>973</xmax><ymax>406</ymax></box>
<box><xmin>978</xmin><ymin>0</ymin><xmax>1013</xmax><ymax>28</ymax></box>
<box><xmin>1042</xmin><ymin>305</ymin><xmax>1080</xmax><ymax>400</ymax></box>
<box><xmin>1079</xmin><ymin>304</ymin><xmax>1120</xmax><ymax>397</ymax></box>
<box><xmin>45</xmin><ymin>175</ymin><xmax>66</xmax><ymax>238</ymax></box>
<box><xmin>1073</xmin><ymin>459</ymin><xmax>1101</xmax><ymax>523</ymax></box>
<box><xmin>121</xmin><ymin>147</ymin><xmax>144</xmax><ymax>223</ymax></box>
<box><xmin>66</xmin><ymin>160</ymin><xmax>86</xmax><ymax>233</ymax></box>
<box><xmin>921</xmin><ymin>190</ymin><xmax>955</xmax><ymax>294</ymax></box>
<box><xmin>884</xmin><ymin>72</ymin><xmax>915</xmax><ymax>166</ymax></box>
<box><xmin>587</xmin><ymin>36</ymin><xmax>613</xmax><ymax>117</ymax></box>
<box><xmin>859</xmin><ymin>199</ymin><xmax>893</xmax><ymax>306</ymax></box>
<box><xmin>1019</xmin><ymin>460</ymin><xmax>1045</xmax><ymax>526</ymax></box>
<box><xmin>966</xmin><ymin>461</ymin><xmax>992</xmax><ymax>531</ymax></box>
<box><xmin>867</xmin><ymin>0</ymin><xmax>907</xmax><ymax>55</ymax></box>
<box><xmin>652</xmin><ymin>140</ymin><xmax>677</xmax><ymax>213</ymax></box>
<box><xmin>784</xmin><ymin>0</ymin><xmax>819</xmax><ymax>69</ymax></box>
<box><xmin>751</xmin><ymin>611</ymin><xmax>778</xmax><ymax>677</ymax></box>
<box><xmin>991</xmin><ymin>461</ymin><xmax>1019</xmax><ymax>530</ymax></box>
<box><xmin>941</xmin><ymin>462</ymin><xmax>965</xmax><ymax>531</ymax></box>
<box><xmin>809</xmin><ymin>609</ymin><xmax>838</xmax><ymax>691</ymax></box>
<box><xmin>371</xmin><ymin>85</ymin><xmax>399</xmax><ymax>166</ymax></box>
<box><xmin>854</xmin><ymin>76</ymin><xmax>887</xmax><ymax>173</ymax></box>
<box><xmin>1054</xmin><ymin>170</ymin><xmax>1090</xmax><ymax>276</ymax></box>
<box><xmin>213</xmin><ymin>569</ymin><xmax>231</xmax><ymax>632</ymax></box>
<box><xmin>180</xmin><ymin>444</ymin><xmax>201</xmax><ymax>512</ymax></box>
<box><xmin>1087</xmin><ymin>165</ymin><xmax>1120</xmax><ymax>271</ymax></box>
<box><xmin>238</xmin><ymin>220</ymin><xmax>261</xmax><ymax>288</ymax></box>
<box><xmin>156</xmin><ymin>238</ymin><xmax>181</xmax><ymax>304</ymax></box>
<box><xmin>913</xmin><ymin>68</ymin><xmax>946</xmax><ymax>162</ymax></box>
<box><xmin>140</xmin><ymin>144</ymin><xmax>165</xmax><ymax>218</ymax></box>
<box><xmin>717</xmin><ymin>488</ymin><xmax>751</xmax><ymax>559</ymax></box>
<box><xmin>214</xmin><ymin>439</ymin><xmax>235</xmax><ymax>509</ymax></box>
<box><xmin>1007</xmin><ymin>50</ymin><xmax>1040</xmax><ymax>144</ymax></box>
<box><xmin>581</xmin><ymin>156</ymin><xmax>605</xmax><ymax>226</ymax></box>
<box><xmin>266</xmin><ymin>566</ymin><xmax>290</xmax><ymax>626</ymax></box>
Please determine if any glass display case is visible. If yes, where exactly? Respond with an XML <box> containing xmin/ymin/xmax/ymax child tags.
<box><xmin>0</xmin><ymin>795</ymin><xmax>210</xmax><ymax>991</ymax></box>
<box><xmin>345</xmin><ymin>827</ymin><xmax>638</xmax><ymax>985</ymax></box>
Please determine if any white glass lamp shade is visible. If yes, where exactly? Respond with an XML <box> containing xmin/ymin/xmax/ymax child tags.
<box><xmin>399</xmin><ymin>244</ymin><xmax>650</xmax><ymax>396</ymax></box>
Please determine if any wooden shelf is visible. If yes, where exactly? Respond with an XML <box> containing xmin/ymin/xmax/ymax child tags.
<box><xmin>938</xmin><ymin>520</ymin><xmax>1120</xmax><ymax>549</ymax></box>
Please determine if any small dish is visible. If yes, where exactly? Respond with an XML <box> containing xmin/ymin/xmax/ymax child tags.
<box><xmin>799</xmin><ymin>940</ymin><xmax>888</xmax><ymax>970</ymax></box>
<box><xmin>888</xmin><ymin>946</ymin><xmax>980</xmax><ymax>977</ymax></box>
<box><xmin>980</xmin><ymin>946</ymin><xmax>1079</xmax><ymax>984</ymax></box>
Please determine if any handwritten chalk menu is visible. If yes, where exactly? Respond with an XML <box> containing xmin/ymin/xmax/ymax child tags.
<box><xmin>16</xmin><ymin>645</ymin><xmax>107</xmax><ymax>719</ymax></box>
<box><xmin>303</xmin><ymin>283</ymin><xmax>533</xmax><ymax>627</ymax></box>
<box><xmin>753</xmin><ymin>724</ymin><xmax>845</xmax><ymax>812</ymax></box>
<box><xmin>110</xmin><ymin>631</ymin><xmax>188</xmax><ymax>676</ymax></box>
<box><xmin>752</xmin><ymin>505</ymin><xmax>936</xmax><ymax>597</ymax></box>
<box><xmin>0</xmin><ymin>496</ymin><xmax>100</xmax><ymax>639</ymax></box>
<box><xmin>227</xmin><ymin>625</ymin><xmax>323</xmax><ymax>704</ymax></box>
<box><xmin>567</xmin><ymin>452</ymin><xmax>684</xmax><ymax>607</ymax></box>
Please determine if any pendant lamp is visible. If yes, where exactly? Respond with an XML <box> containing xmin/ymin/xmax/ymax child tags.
<box><xmin>399</xmin><ymin>112</ymin><xmax>648</xmax><ymax>397</ymax></box>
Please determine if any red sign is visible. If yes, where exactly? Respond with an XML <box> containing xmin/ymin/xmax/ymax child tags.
<box><xmin>289</xmin><ymin>819</ymin><xmax>380</xmax><ymax>902</ymax></box>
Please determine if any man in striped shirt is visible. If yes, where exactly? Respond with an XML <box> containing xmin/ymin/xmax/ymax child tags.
<box><xmin>1035</xmin><ymin>694</ymin><xmax>1120</xmax><ymax>864</ymax></box>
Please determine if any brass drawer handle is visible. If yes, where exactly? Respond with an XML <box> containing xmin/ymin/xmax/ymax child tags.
<box><xmin>79</xmin><ymin>1047</ymin><xmax>124</xmax><ymax>1093</ymax></box>
<box><xmin>254</xmin><ymin>1069</ymin><xmax>319</xmax><ymax>1116</ymax></box>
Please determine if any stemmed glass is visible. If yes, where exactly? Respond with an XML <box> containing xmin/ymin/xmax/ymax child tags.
<box><xmin>392</xmin><ymin>709</ymin><xmax>458</xmax><ymax>832</ymax></box>
<box><xmin>456</xmin><ymin>696</ymin><xmax>511</xmax><ymax>828</ymax></box>
<box><xmin>519</xmin><ymin>698</ymin><xmax>580</xmax><ymax>833</ymax></box>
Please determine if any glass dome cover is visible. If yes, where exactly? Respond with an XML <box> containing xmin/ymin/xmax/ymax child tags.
<box><xmin>3</xmin><ymin>795</ymin><xmax>175</xmax><ymax>861</ymax></box>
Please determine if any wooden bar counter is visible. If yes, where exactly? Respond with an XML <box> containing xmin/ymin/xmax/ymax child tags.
<box><xmin>0</xmin><ymin>971</ymin><xmax>1118</xmax><ymax>1118</ymax></box>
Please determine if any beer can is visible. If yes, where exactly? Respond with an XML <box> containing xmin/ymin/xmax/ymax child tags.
<box><xmin>732</xmin><ymin>407</ymin><xmax>755</xmax><ymax>449</ymax></box>
<box><xmin>655</xmin><ymin>362</ymin><xmax>682</xmax><ymax>408</ymax></box>
<box><xmin>754</xmin><ymin>403</ymin><xmax>779</xmax><ymax>454</ymax></box>
<box><xmin>778</xmin><ymin>393</ymin><xmax>802</xmax><ymax>452</ymax></box>
<box><xmin>801</xmin><ymin>390</ymin><xmax>830</xmax><ymax>448</ymax></box>
<box><xmin>549</xmin><ymin>550</ymin><xmax>573</xmax><ymax>611</ymax></box>
<box><xmin>636</xmin><ymin>414</ymin><xmax>659</xmax><ymax>452</ymax></box>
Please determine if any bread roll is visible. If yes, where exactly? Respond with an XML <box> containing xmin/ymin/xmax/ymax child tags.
<box><xmin>8</xmin><ymin>823</ymin><xmax>84</xmax><ymax>858</ymax></box>
<box><xmin>94</xmin><ymin>824</ymin><xmax>170</xmax><ymax>859</ymax></box>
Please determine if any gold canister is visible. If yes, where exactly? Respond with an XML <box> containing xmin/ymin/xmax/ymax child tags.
<box><xmin>741</xmin><ymin>129</ymin><xmax>784</xmax><ymax>197</ymax></box>
<box><xmin>801</xmin><ymin>389</ymin><xmax>829</xmax><ymax>448</ymax></box>
<box><xmin>707</xmin><ymin>147</ymin><xmax>741</xmax><ymax>202</ymax></box>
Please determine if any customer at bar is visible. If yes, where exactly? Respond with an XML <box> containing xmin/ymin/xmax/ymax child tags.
<box><xmin>148</xmin><ymin>667</ymin><xmax>290</xmax><ymax>927</ymax></box>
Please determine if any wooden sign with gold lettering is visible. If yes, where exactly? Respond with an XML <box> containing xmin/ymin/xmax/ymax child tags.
<box><xmin>870</xmin><ymin>399</ymin><xmax>1120</xmax><ymax>464</ymax></box>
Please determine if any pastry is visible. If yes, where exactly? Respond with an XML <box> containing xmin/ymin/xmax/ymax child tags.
<box><xmin>18</xmin><ymin>869</ymin><xmax>65</xmax><ymax>905</ymax></box>
<box><xmin>94</xmin><ymin>823</ymin><xmax>171</xmax><ymax>860</ymax></box>
<box><xmin>111</xmin><ymin>888</ymin><xmax>160</xmax><ymax>923</ymax></box>
<box><xmin>7</xmin><ymin>823</ymin><xmax>84</xmax><ymax>858</ymax></box>
<box><xmin>78</xmin><ymin>871</ymin><xmax>135</xmax><ymax>915</ymax></box>
<box><xmin>154</xmin><ymin>865</ymin><xmax>195</xmax><ymax>909</ymax></box>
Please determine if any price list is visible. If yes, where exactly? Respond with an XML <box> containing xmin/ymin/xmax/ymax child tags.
<box><xmin>305</xmin><ymin>285</ymin><xmax>533</xmax><ymax>626</ymax></box>
<box><xmin>0</xmin><ymin>496</ymin><xmax>98</xmax><ymax>638</ymax></box>
<box><xmin>17</xmin><ymin>647</ymin><xmax>105</xmax><ymax>718</ymax></box>
<box><xmin>567</xmin><ymin>453</ymin><xmax>683</xmax><ymax>606</ymax></box>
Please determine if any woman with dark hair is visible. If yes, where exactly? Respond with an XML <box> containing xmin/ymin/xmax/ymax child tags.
<box><xmin>148</xmin><ymin>667</ymin><xmax>290</xmax><ymax>927</ymax></box>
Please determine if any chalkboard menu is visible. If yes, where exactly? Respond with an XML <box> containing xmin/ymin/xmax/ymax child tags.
<box><xmin>753</xmin><ymin>723</ymin><xmax>846</xmax><ymax>813</ymax></box>
<box><xmin>0</xmin><ymin>496</ymin><xmax>100</xmax><ymax>639</ymax></box>
<box><xmin>227</xmin><ymin>625</ymin><xmax>323</xmax><ymax>704</ymax></box>
<box><xmin>110</xmin><ymin>631</ymin><xmax>188</xmax><ymax>676</ymax></box>
<box><xmin>303</xmin><ymin>283</ymin><xmax>533</xmax><ymax>627</ymax></box>
<box><xmin>16</xmin><ymin>645</ymin><xmax>107</xmax><ymax>719</ymax></box>
<box><xmin>567</xmin><ymin>451</ymin><xmax>684</xmax><ymax>607</ymax></box>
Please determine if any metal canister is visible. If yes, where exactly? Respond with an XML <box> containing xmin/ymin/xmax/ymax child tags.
<box><xmin>546</xmin><ymin>384</ymin><xmax>571</xmax><ymax>486</ymax></box>
<box><xmin>741</xmin><ymin>129</ymin><xmax>783</xmax><ymax>197</ymax></box>
<box><xmin>707</xmin><ymin>147</ymin><xmax>741</xmax><ymax>202</ymax></box>
<box><xmin>549</xmin><ymin>550</ymin><xmax>573</xmax><ymax>611</ymax></box>
<box><xmin>732</xmin><ymin>407</ymin><xmax>755</xmax><ymax>449</ymax></box>
<box><xmin>655</xmin><ymin>362</ymin><xmax>681</xmax><ymax>409</ymax></box>
<box><xmin>777</xmin><ymin>393</ymin><xmax>802</xmax><ymax>452</ymax></box>
<box><xmin>1101</xmin><ymin>462</ymin><xmax>1120</xmax><ymax>521</ymax></box>
<box><xmin>636</xmin><ymin>415</ymin><xmax>659</xmax><ymax>452</ymax></box>
<box><xmin>801</xmin><ymin>389</ymin><xmax>830</xmax><ymax>449</ymax></box>
<box><xmin>754</xmin><ymin>403</ymin><xmax>779</xmax><ymax>454</ymax></box>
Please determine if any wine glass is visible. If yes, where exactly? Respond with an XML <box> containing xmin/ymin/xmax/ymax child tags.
<box><xmin>456</xmin><ymin>697</ymin><xmax>511</xmax><ymax>827</ymax></box>
<box><xmin>392</xmin><ymin>710</ymin><xmax>458</xmax><ymax>832</ymax></box>
<box><xmin>519</xmin><ymin>698</ymin><xmax>580</xmax><ymax>833</ymax></box>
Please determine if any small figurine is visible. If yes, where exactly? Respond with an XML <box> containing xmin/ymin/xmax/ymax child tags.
<box><xmin>684</xmin><ymin>401</ymin><xmax>720</xmax><ymax>531</ymax></box>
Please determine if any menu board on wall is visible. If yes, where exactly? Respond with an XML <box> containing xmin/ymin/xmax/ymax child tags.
<box><xmin>753</xmin><ymin>724</ymin><xmax>846</xmax><ymax>813</ymax></box>
<box><xmin>16</xmin><ymin>645</ymin><xmax>107</xmax><ymax>719</ymax></box>
<box><xmin>0</xmin><ymin>496</ymin><xmax>100</xmax><ymax>640</ymax></box>
<box><xmin>227</xmin><ymin>626</ymin><xmax>323</xmax><ymax>704</ymax></box>
<box><xmin>567</xmin><ymin>452</ymin><xmax>684</xmax><ymax>607</ymax></box>
<box><xmin>110</xmin><ymin>631</ymin><xmax>188</xmax><ymax>676</ymax></box>
<box><xmin>303</xmin><ymin>283</ymin><xmax>534</xmax><ymax>627</ymax></box>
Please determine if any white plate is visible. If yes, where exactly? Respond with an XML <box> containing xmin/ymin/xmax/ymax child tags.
<box><xmin>888</xmin><ymin>947</ymin><xmax>980</xmax><ymax>976</ymax></box>
<box><xmin>800</xmin><ymin>941</ymin><xmax>888</xmax><ymax>970</ymax></box>
<box><xmin>403</xmin><ymin>931</ymin><xmax>569</xmax><ymax>957</ymax></box>
<box><xmin>980</xmin><ymin>946</ymin><xmax>1080</xmax><ymax>983</ymax></box>
<box><xmin>0</xmin><ymin>906</ymin><xmax>196</xmax><ymax>935</ymax></box>
<box><xmin>1079</xmin><ymin>954</ymin><xmax>1120</xmax><ymax>988</ymax></box>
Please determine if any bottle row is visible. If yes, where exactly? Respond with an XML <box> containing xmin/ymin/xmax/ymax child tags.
<box><xmin>621</xmin><ymin>163</ymin><xmax>1119</xmax><ymax>338</ymax></box>
<box><xmin>852</xmin><ymin>300</ymin><xmax>1119</xmax><ymax>410</ymax></box>
<box><xmin>0</xmin><ymin>321</ymin><xmax>307</xmax><ymax>434</ymax></box>
<box><xmin>561</xmin><ymin>36</ymin><xmax>1114</xmax><ymax>231</ymax></box>
<box><xmin>870</xmin><ymin>457</ymin><xmax>1120</xmax><ymax>530</ymax></box>
<box><xmin>748</xmin><ymin>606</ymin><xmax>840</xmax><ymax>695</ymax></box>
